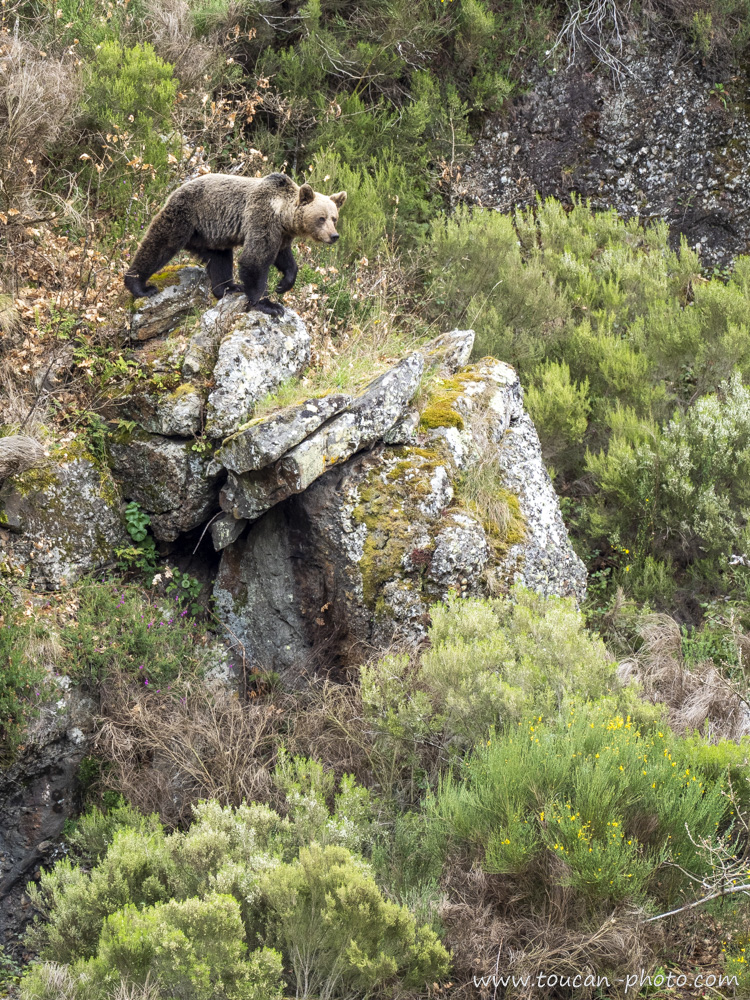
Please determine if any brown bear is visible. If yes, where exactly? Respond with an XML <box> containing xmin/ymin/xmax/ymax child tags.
<box><xmin>124</xmin><ymin>172</ymin><xmax>347</xmax><ymax>317</ymax></box>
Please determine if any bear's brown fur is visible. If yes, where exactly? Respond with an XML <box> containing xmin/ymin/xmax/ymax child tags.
<box><xmin>124</xmin><ymin>172</ymin><xmax>347</xmax><ymax>316</ymax></box>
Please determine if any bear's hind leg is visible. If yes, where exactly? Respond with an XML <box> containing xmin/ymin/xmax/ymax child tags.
<box><xmin>204</xmin><ymin>249</ymin><xmax>243</xmax><ymax>299</ymax></box>
<box><xmin>125</xmin><ymin>203</ymin><xmax>192</xmax><ymax>298</ymax></box>
<box><xmin>273</xmin><ymin>246</ymin><xmax>298</xmax><ymax>295</ymax></box>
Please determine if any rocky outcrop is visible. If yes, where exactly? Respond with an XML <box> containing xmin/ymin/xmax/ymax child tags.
<box><xmin>109</xmin><ymin>434</ymin><xmax>221</xmax><ymax>542</ymax></box>
<box><xmin>212</xmin><ymin>339</ymin><xmax>586</xmax><ymax>677</ymax></box>
<box><xmin>459</xmin><ymin>39</ymin><xmax>750</xmax><ymax>267</ymax></box>
<box><xmin>0</xmin><ymin>679</ymin><xmax>95</xmax><ymax>956</ymax></box>
<box><xmin>0</xmin><ymin>270</ymin><xmax>583</xmax><ymax>670</ymax></box>
<box><xmin>206</xmin><ymin>307</ymin><xmax>311</xmax><ymax>439</ymax></box>
<box><xmin>129</xmin><ymin>266</ymin><xmax>211</xmax><ymax>342</ymax></box>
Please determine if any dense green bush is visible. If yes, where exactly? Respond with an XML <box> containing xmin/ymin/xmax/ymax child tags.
<box><xmin>262</xmin><ymin>844</ymin><xmax>448</xmax><ymax>998</ymax></box>
<box><xmin>81</xmin><ymin>41</ymin><xmax>178</xmax><ymax>210</ymax></box>
<box><xmin>24</xmin><ymin>766</ymin><xmax>447</xmax><ymax>999</ymax></box>
<box><xmin>587</xmin><ymin>373</ymin><xmax>750</xmax><ymax>580</ymax></box>
<box><xmin>433</xmin><ymin>704</ymin><xmax>736</xmax><ymax>910</ymax></box>
<box><xmin>361</xmin><ymin>588</ymin><xmax>652</xmax><ymax>764</ymax></box>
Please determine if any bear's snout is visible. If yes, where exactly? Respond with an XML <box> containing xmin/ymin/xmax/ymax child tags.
<box><xmin>329</xmin><ymin>233</ymin><xmax>339</xmax><ymax>243</ymax></box>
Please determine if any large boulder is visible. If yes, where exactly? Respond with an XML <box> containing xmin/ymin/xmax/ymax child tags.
<box><xmin>212</xmin><ymin>336</ymin><xmax>587</xmax><ymax>676</ymax></box>
<box><xmin>205</xmin><ymin>308</ymin><xmax>311</xmax><ymax>439</ymax></box>
<box><xmin>0</xmin><ymin>447</ymin><xmax>127</xmax><ymax>589</ymax></box>
<box><xmin>109</xmin><ymin>433</ymin><xmax>221</xmax><ymax>542</ymax></box>
<box><xmin>129</xmin><ymin>266</ymin><xmax>212</xmax><ymax>342</ymax></box>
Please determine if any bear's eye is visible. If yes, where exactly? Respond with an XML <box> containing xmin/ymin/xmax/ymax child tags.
<box><xmin>318</xmin><ymin>216</ymin><xmax>326</xmax><ymax>224</ymax></box>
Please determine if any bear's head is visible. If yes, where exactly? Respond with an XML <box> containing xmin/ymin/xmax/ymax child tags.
<box><xmin>295</xmin><ymin>184</ymin><xmax>347</xmax><ymax>244</ymax></box>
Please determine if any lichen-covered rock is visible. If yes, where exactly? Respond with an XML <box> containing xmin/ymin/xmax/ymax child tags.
<box><xmin>210</xmin><ymin>512</ymin><xmax>247</xmax><ymax>551</ymax></box>
<box><xmin>213</xmin><ymin>504</ymin><xmax>310</xmax><ymax>682</ymax></box>
<box><xmin>109</xmin><ymin>434</ymin><xmax>221</xmax><ymax>541</ymax></box>
<box><xmin>129</xmin><ymin>266</ymin><xmax>211</xmax><ymax>342</ymax></box>
<box><xmin>216</xmin><ymin>393</ymin><xmax>351</xmax><ymax>473</ymax></box>
<box><xmin>220</xmin><ymin>353</ymin><xmax>424</xmax><ymax>520</ymax></box>
<box><xmin>423</xmin><ymin>328</ymin><xmax>475</xmax><ymax>374</ymax></box>
<box><xmin>489</xmin><ymin>412</ymin><xmax>588</xmax><ymax>599</ymax></box>
<box><xmin>205</xmin><ymin>309</ymin><xmax>311</xmax><ymax>439</ymax></box>
<box><xmin>114</xmin><ymin>383</ymin><xmax>204</xmax><ymax>437</ymax></box>
<box><xmin>213</xmin><ymin>350</ymin><xmax>586</xmax><ymax>671</ymax></box>
<box><xmin>0</xmin><ymin>455</ymin><xmax>126</xmax><ymax>589</ymax></box>
<box><xmin>181</xmin><ymin>294</ymin><xmax>247</xmax><ymax>378</ymax></box>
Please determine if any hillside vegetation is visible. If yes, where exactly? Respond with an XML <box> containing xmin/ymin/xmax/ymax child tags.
<box><xmin>1</xmin><ymin>0</ymin><xmax>750</xmax><ymax>997</ymax></box>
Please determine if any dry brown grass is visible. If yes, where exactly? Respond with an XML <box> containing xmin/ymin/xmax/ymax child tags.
<box><xmin>0</xmin><ymin>31</ymin><xmax>81</xmax><ymax>212</ymax></box>
<box><xmin>145</xmin><ymin>0</ymin><xmax>220</xmax><ymax>86</ymax></box>
<box><xmin>618</xmin><ymin>613</ymin><xmax>750</xmax><ymax>741</ymax></box>
<box><xmin>440</xmin><ymin>858</ymin><xmax>658</xmax><ymax>999</ymax></box>
<box><xmin>97</xmin><ymin>673</ymin><xmax>284</xmax><ymax>826</ymax></box>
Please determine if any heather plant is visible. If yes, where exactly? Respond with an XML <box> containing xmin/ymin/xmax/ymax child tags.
<box><xmin>433</xmin><ymin>704</ymin><xmax>736</xmax><ymax>910</ymax></box>
<box><xmin>59</xmin><ymin>579</ymin><xmax>212</xmax><ymax>690</ymax></box>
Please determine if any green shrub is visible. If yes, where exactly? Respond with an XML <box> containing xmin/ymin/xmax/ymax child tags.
<box><xmin>59</xmin><ymin>579</ymin><xmax>211</xmax><ymax>689</ymax></box>
<box><xmin>434</xmin><ymin>704</ymin><xmax>735</xmax><ymax>911</ymax></box>
<box><xmin>260</xmin><ymin>844</ymin><xmax>449</xmax><ymax>998</ymax></box>
<box><xmin>27</xmin><ymin>826</ymin><xmax>178</xmax><ymax>962</ymax></box>
<box><xmin>24</xmin><ymin>785</ymin><xmax>444</xmax><ymax>1000</ymax></box>
<box><xmin>0</xmin><ymin>589</ymin><xmax>49</xmax><ymax>761</ymax></box>
<box><xmin>81</xmin><ymin>41</ymin><xmax>178</xmax><ymax>210</ymax></box>
<box><xmin>78</xmin><ymin>894</ymin><xmax>283</xmax><ymax>1000</ymax></box>
<box><xmin>361</xmin><ymin>588</ymin><xmax>650</xmax><ymax>761</ymax></box>
<box><xmin>586</xmin><ymin>373</ymin><xmax>750</xmax><ymax>573</ymax></box>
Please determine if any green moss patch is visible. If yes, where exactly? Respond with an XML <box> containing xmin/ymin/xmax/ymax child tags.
<box><xmin>353</xmin><ymin>446</ymin><xmax>444</xmax><ymax>609</ymax></box>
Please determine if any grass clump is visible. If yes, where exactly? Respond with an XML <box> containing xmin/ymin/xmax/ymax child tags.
<box><xmin>0</xmin><ymin>588</ymin><xmax>51</xmax><ymax>761</ymax></box>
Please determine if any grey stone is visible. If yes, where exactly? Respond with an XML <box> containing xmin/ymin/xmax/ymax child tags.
<box><xmin>213</xmin><ymin>504</ymin><xmax>312</xmax><ymax>685</ymax></box>
<box><xmin>205</xmin><ymin>309</ymin><xmax>311</xmax><ymax>439</ymax></box>
<box><xmin>182</xmin><ymin>294</ymin><xmax>247</xmax><ymax>378</ymax></box>
<box><xmin>220</xmin><ymin>353</ymin><xmax>424</xmax><ymax>520</ymax></box>
<box><xmin>210</xmin><ymin>513</ymin><xmax>247</xmax><ymax>551</ymax></box>
<box><xmin>216</xmin><ymin>393</ymin><xmax>351</xmax><ymax>473</ymax></box>
<box><xmin>213</xmin><ymin>355</ymin><xmax>586</xmax><ymax>672</ymax></box>
<box><xmin>130</xmin><ymin>267</ymin><xmax>211</xmax><ymax>342</ymax></box>
<box><xmin>109</xmin><ymin>434</ymin><xmax>221</xmax><ymax>541</ymax></box>
<box><xmin>114</xmin><ymin>383</ymin><xmax>204</xmax><ymax>437</ymax></box>
<box><xmin>422</xmin><ymin>328</ymin><xmax>475</xmax><ymax>373</ymax></box>
<box><xmin>0</xmin><ymin>457</ymin><xmax>126</xmax><ymax>589</ymax></box>
<box><xmin>489</xmin><ymin>412</ymin><xmax>588</xmax><ymax>602</ymax></box>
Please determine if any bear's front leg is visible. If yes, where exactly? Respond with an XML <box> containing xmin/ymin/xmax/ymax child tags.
<box><xmin>239</xmin><ymin>252</ymin><xmax>284</xmax><ymax>318</ymax></box>
<box><xmin>274</xmin><ymin>246</ymin><xmax>298</xmax><ymax>296</ymax></box>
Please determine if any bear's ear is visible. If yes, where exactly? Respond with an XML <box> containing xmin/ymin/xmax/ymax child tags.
<box><xmin>298</xmin><ymin>184</ymin><xmax>315</xmax><ymax>206</ymax></box>
<box><xmin>331</xmin><ymin>190</ymin><xmax>347</xmax><ymax>208</ymax></box>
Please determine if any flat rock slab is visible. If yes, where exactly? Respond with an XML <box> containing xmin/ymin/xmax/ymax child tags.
<box><xmin>216</xmin><ymin>393</ymin><xmax>352</xmax><ymax>473</ymax></box>
<box><xmin>220</xmin><ymin>352</ymin><xmax>424</xmax><ymax>520</ymax></box>
<box><xmin>205</xmin><ymin>310</ymin><xmax>311</xmax><ymax>440</ymax></box>
<box><xmin>130</xmin><ymin>267</ymin><xmax>211</xmax><ymax>342</ymax></box>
